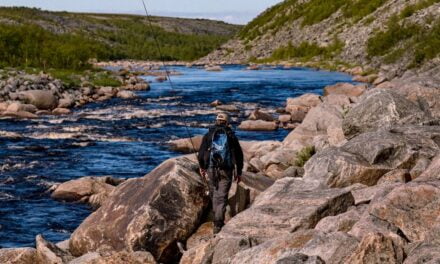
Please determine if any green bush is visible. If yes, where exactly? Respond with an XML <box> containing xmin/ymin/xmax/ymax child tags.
<box><xmin>270</xmin><ymin>39</ymin><xmax>344</xmax><ymax>61</ymax></box>
<box><xmin>399</xmin><ymin>0</ymin><xmax>440</xmax><ymax>19</ymax></box>
<box><xmin>412</xmin><ymin>18</ymin><xmax>440</xmax><ymax>66</ymax></box>
<box><xmin>343</xmin><ymin>0</ymin><xmax>388</xmax><ymax>21</ymax></box>
<box><xmin>294</xmin><ymin>146</ymin><xmax>316</xmax><ymax>167</ymax></box>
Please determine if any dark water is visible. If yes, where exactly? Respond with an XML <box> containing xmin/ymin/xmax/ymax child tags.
<box><xmin>0</xmin><ymin>65</ymin><xmax>354</xmax><ymax>248</ymax></box>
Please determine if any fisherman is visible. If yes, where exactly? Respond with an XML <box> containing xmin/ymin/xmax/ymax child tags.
<box><xmin>198</xmin><ymin>112</ymin><xmax>244</xmax><ymax>234</ymax></box>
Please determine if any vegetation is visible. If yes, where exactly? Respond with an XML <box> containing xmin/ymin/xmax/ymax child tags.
<box><xmin>294</xmin><ymin>146</ymin><xmax>316</xmax><ymax>167</ymax></box>
<box><xmin>239</xmin><ymin>0</ymin><xmax>389</xmax><ymax>40</ymax></box>
<box><xmin>399</xmin><ymin>0</ymin><xmax>440</xmax><ymax>19</ymax></box>
<box><xmin>0</xmin><ymin>7</ymin><xmax>236</xmax><ymax>70</ymax></box>
<box><xmin>268</xmin><ymin>39</ymin><xmax>344</xmax><ymax>61</ymax></box>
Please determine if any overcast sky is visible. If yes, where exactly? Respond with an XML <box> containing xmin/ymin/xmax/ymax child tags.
<box><xmin>0</xmin><ymin>0</ymin><xmax>283</xmax><ymax>24</ymax></box>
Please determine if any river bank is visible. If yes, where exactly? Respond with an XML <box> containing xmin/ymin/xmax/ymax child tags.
<box><xmin>1</xmin><ymin>61</ymin><xmax>439</xmax><ymax>263</ymax></box>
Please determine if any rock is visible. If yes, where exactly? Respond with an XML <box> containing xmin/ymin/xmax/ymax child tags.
<box><xmin>290</xmin><ymin>108</ymin><xmax>307</xmax><ymax>122</ymax></box>
<box><xmin>350</xmin><ymin>184</ymin><xmax>402</xmax><ymax>205</ymax></box>
<box><xmin>186</xmin><ymin>222</ymin><xmax>214</xmax><ymax>250</ymax></box>
<box><xmin>210</xmin><ymin>100</ymin><xmax>222</xmax><ymax>107</ymax></box>
<box><xmin>323</xmin><ymin>94</ymin><xmax>351</xmax><ymax>107</ymax></box>
<box><xmin>133</xmin><ymin>83</ymin><xmax>150</xmax><ymax>91</ymax></box>
<box><xmin>52</xmin><ymin>108</ymin><xmax>71</xmax><ymax>115</ymax></box>
<box><xmin>116</xmin><ymin>90</ymin><xmax>137</xmax><ymax>99</ymax></box>
<box><xmin>0</xmin><ymin>101</ymin><xmax>9</xmax><ymax>112</ymax></box>
<box><xmin>348</xmin><ymin>66</ymin><xmax>363</xmax><ymax>76</ymax></box>
<box><xmin>304</xmin><ymin>127</ymin><xmax>440</xmax><ymax>188</ymax></box>
<box><xmin>342</xmin><ymin>89</ymin><xmax>428</xmax><ymax>138</ymax></box>
<box><xmin>345</xmin><ymin>233</ymin><xmax>404</xmax><ymax>264</ymax></box>
<box><xmin>58</xmin><ymin>98</ymin><xmax>74</xmax><ymax>108</ymax></box>
<box><xmin>168</xmin><ymin>135</ymin><xmax>203</xmax><ymax>153</ymax></box>
<box><xmin>216</xmin><ymin>178</ymin><xmax>353</xmax><ymax>243</ymax></box>
<box><xmin>20</xmin><ymin>90</ymin><xmax>58</xmax><ymax>110</ymax></box>
<box><xmin>298</xmin><ymin>231</ymin><xmax>359</xmax><ymax>263</ymax></box>
<box><xmin>227</xmin><ymin>230</ymin><xmax>318</xmax><ymax>264</ymax></box>
<box><xmin>327</xmin><ymin>126</ymin><xmax>346</xmax><ymax>146</ymax></box>
<box><xmin>284</xmin><ymin>102</ymin><xmax>343</xmax><ymax>151</ymax></box>
<box><xmin>36</xmin><ymin>234</ymin><xmax>74</xmax><ymax>264</ymax></box>
<box><xmin>278</xmin><ymin>114</ymin><xmax>291</xmax><ymax>123</ymax></box>
<box><xmin>97</xmin><ymin>87</ymin><xmax>114</xmax><ymax>96</ymax></box>
<box><xmin>353</xmin><ymin>74</ymin><xmax>378</xmax><ymax>83</ymax></box>
<box><xmin>369</xmin><ymin>181</ymin><xmax>440</xmax><ymax>242</ymax></box>
<box><xmin>0</xmin><ymin>248</ymin><xmax>37</xmax><ymax>264</ymax></box>
<box><xmin>68</xmin><ymin>252</ymin><xmax>102</xmax><ymax>264</ymax></box>
<box><xmin>69</xmin><ymin>157</ymin><xmax>209</xmax><ymax>263</ymax></box>
<box><xmin>323</xmin><ymin>83</ymin><xmax>367</xmax><ymax>97</ymax></box>
<box><xmin>239</xmin><ymin>120</ymin><xmax>278</xmax><ymax>131</ymax></box>
<box><xmin>155</xmin><ymin>76</ymin><xmax>167</xmax><ymax>82</ymax></box>
<box><xmin>205</xmin><ymin>65</ymin><xmax>223</xmax><ymax>71</ymax></box>
<box><xmin>248</xmin><ymin>109</ymin><xmax>274</xmax><ymax>121</ymax></box>
<box><xmin>373</xmin><ymin>76</ymin><xmax>387</xmax><ymax>85</ymax></box>
<box><xmin>82</xmin><ymin>251</ymin><xmax>156</xmax><ymax>264</ymax></box>
<box><xmin>315</xmin><ymin>206</ymin><xmax>363</xmax><ymax>233</ymax></box>
<box><xmin>377</xmin><ymin>169</ymin><xmax>411</xmax><ymax>185</ymax></box>
<box><xmin>286</xmin><ymin>93</ymin><xmax>321</xmax><ymax>113</ymax></box>
<box><xmin>51</xmin><ymin>176</ymin><xmax>122</xmax><ymax>208</ymax></box>
<box><xmin>276</xmin><ymin>253</ymin><xmax>325</xmax><ymax>264</ymax></box>
<box><xmin>6</xmin><ymin>102</ymin><xmax>37</xmax><ymax>113</ymax></box>
<box><xmin>410</xmin><ymin>157</ymin><xmax>432</xmax><ymax>180</ymax></box>
<box><xmin>2</xmin><ymin>110</ymin><xmax>38</xmax><ymax>119</ymax></box>
<box><xmin>415</xmin><ymin>154</ymin><xmax>440</xmax><ymax>181</ymax></box>
<box><xmin>216</xmin><ymin>104</ymin><xmax>239</xmax><ymax>112</ymax></box>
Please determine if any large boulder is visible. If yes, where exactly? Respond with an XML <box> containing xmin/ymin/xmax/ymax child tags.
<box><xmin>69</xmin><ymin>157</ymin><xmax>210</xmax><ymax>263</ymax></box>
<box><xmin>285</xmin><ymin>93</ymin><xmax>322</xmax><ymax>113</ymax></box>
<box><xmin>415</xmin><ymin>154</ymin><xmax>440</xmax><ymax>181</ymax></box>
<box><xmin>36</xmin><ymin>234</ymin><xmax>74</xmax><ymax>264</ymax></box>
<box><xmin>20</xmin><ymin>90</ymin><xmax>58</xmax><ymax>110</ymax></box>
<box><xmin>168</xmin><ymin>135</ymin><xmax>204</xmax><ymax>153</ymax></box>
<box><xmin>248</xmin><ymin>109</ymin><xmax>274</xmax><ymax>121</ymax></box>
<box><xmin>0</xmin><ymin>248</ymin><xmax>37</xmax><ymax>264</ymax></box>
<box><xmin>323</xmin><ymin>83</ymin><xmax>367</xmax><ymax>97</ymax></box>
<box><xmin>342</xmin><ymin>89</ymin><xmax>428</xmax><ymax>138</ymax></box>
<box><xmin>303</xmin><ymin>126</ymin><xmax>440</xmax><ymax>188</ymax></box>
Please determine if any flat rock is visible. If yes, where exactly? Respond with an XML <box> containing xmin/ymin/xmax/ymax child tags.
<box><xmin>69</xmin><ymin>157</ymin><xmax>209</xmax><ymax>263</ymax></box>
<box><xmin>36</xmin><ymin>234</ymin><xmax>74</xmax><ymax>264</ymax></box>
<box><xmin>20</xmin><ymin>90</ymin><xmax>58</xmax><ymax>110</ymax></box>
<box><xmin>52</xmin><ymin>108</ymin><xmax>71</xmax><ymax>115</ymax></box>
<box><xmin>314</xmin><ymin>206</ymin><xmax>364</xmax><ymax>233</ymax></box>
<box><xmin>216</xmin><ymin>104</ymin><xmax>239</xmax><ymax>112</ymax></box>
<box><xmin>323</xmin><ymin>83</ymin><xmax>366</xmax><ymax>97</ymax></box>
<box><xmin>415</xmin><ymin>154</ymin><xmax>440</xmax><ymax>182</ymax></box>
<box><xmin>248</xmin><ymin>109</ymin><xmax>274</xmax><ymax>121</ymax></box>
<box><xmin>168</xmin><ymin>135</ymin><xmax>203</xmax><ymax>153</ymax></box>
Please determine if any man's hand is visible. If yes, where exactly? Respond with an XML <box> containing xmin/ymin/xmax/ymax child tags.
<box><xmin>234</xmin><ymin>173</ymin><xmax>241</xmax><ymax>184</ymax></box>
<box><xmin>199</xmin><ymin>168</ymin><xmax>207</xmax><ymax>177</ymax></box>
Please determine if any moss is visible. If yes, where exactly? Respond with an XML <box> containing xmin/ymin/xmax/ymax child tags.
<box><xmin>294</xmin><ymin>146</ymin><xmax>316</xmax><ymax>167</ymax></box>
<box><xmin>399</xmin><ymin>0</ymin><xmax>440</xmax><ymax>19</ymax></box>
<box><xmin>343</xmin><ymin>0</ymin><xmax>388</xmax><ymax>22</ymax></box>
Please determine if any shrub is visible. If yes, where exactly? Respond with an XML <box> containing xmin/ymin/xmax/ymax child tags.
<box><xmin>294</xmin><ymin>146</ymin><xmax>316</xmax><ymax>167</ymax></box>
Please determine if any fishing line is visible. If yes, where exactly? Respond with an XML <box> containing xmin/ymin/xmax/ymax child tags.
<box><xmin>140</xmin><ymin>0</ymin><xmax>204</xmax><ymax>173</ymax></box>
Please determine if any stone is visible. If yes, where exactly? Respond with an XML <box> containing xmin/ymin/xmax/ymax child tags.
<box><xmin>52</xmin><ymin>108</ymin><xmax>71</xmax><ymax>115</ymax></box>
<box><xmin>6</xmin><ymin>102</ymin><xmax>37</xmax><ymax>113</ymax></box>
<box><xmin>116</xmin><ymin>90</ymin><xmax>137</xmax><ymax>99</ymax></box>
<box><xmin>186</xmin><ymin>222</ymin><xmax>214</xmax><ymax>250</ymax></box>
<box><xmin>404</xmin><ymin>243</ymin><xmax>440</xmax><ymax>263</ymax></box>
<box><xmin>216</xmin><ymin>178</ymin><xmax>353</xmax><ymax>243</ymax></box>
<box><xmin>327</xmin><ymin>126</ymin><xmax>346</xmax><ymax>146</ymax></box>
<box><xmin>155</xmin><ymin>76</ymin><xmax>167</xmax><ymax>82</ymax></box>
<box><xmin>68</xmin><ymin>252</ymin><xmax>102</xmax><ymax>264</ymax></box>
<box><xmin>276</xmin><ymin>253</ymin><xmax>324</xmax><ymax>264</ymax></box>
<box><xmin>286</xmin><ymin>93</ymin><xmax>321</xmax><ymax>113</ymax></box>
<box><xmin>0</xmin><ymin>101</ymin><xmax>9</xmax><ymax>112</ymax></box>
<box><xmin>180</xmin><ymin>240</ymin><xmax>216</xmax><ymax>264</ymax></box>
<box><xmin>323</xmin><ymin>94</ymin><xmax>351</xmax><ymax>107</ymax></box>
<box><xmin>36</xmin><ymin>234</ymin><xmax>74</xmax><ymax>264</ymax></box>
<box><xmin>51</xmin><ymin>176</ymin><xmax>122</xmax><ymax>208</ymax></box>
<box><xmin>210</xmin><ymin>100</ymin><xmax>222</xmax><ymax>107</ymax></box>
<box><xmin>248</xmin><ymin>109</ymin><xmax>274</xmax><ymax>121</ymax></box>
<box><xmin>168</xmin><ymin>135</ymin><xmax>203</xmax><ymax>153</ymax></box>
<box><xmin>377</xmin><ymin>169</ymin><xmax>411</xmax><ymax>185</ymax></box>
<box><xmin>342</xmin><ymin>89</ymin><xmax>428</xmax><ymax>138</ymax></box>
<box><xmin>345</xmin><ymin>233</ymin><xmax>404</xmax><ymax>264</ymax></box>
<box><xmin>83</xmin><ymin>251</ymin><xmax>156</xmax><ymax>264</ymax></box>
<box><xmin>290</xmin><ymin>108</ymin><xmax>307</xmax><ymax>122</ymax></box>
<box><xmin>278</xmin><ymin>114</ymin><xmax>291</xmax><ymax>123</ymax></box>
<box><xmin>350</xmin><ymin>184</ymin><xmax>402</xmax><ymax>205</ymax></box>
<box><xmin>410</xmin><ymin>157</ymin><xmax>432</xmax><ymax>180</ymax></box>
<box><xmin>369</xmin><ymin>181</ymin><xmax>440</xmax><ymax>242</ymax></box>
<box><xmin>415</xmin><ymin>154</ymin><xmax>440</xmax><ymax>181</ymax></box>
<box><xmin>298</xmin><ymin>232</ymin><xmax>359</xmax><ymax>263</ymax></box>
<box><xmin>69</xmin><ymin>157</ymin><xmax>209</xmax><ymax>263</ymax></box>
<box><xmin>58</xmin><ymin>98</ymin><xmax>74</xmax><ymax>108</ymax></box>
<box><xmin>2</xmin><ymin>110</ymin><xmax>38</xmax><ymax>119</ymax></box>
<box><xmin>323</xmin><ymin>83</ymin><xmax>367</xmax><ymax>97</ymax></box>
<box><xmin>353</xmin><ymin>74</ymin><xmax>378</xmax><ymax>83</ymax></box>
<box><xmin>97</xmin><ymin>87</ymin><xmax>114</xmax><ymax>96</ymax></box>
<box><xmin>304</xmin><ymin>127</ymin><xmax>440</xmax><ymax>187</ymax></box>
<box><xmin>216</xmin><ymin>104</ymin><xmax>239</xmax><ymax>112</ymax></box>
<box><xmin>20</xmin><ymin>90</ymin><xmax>58</xmax><ymax>110</ymax></box>
<box><xmin>239</xmin><ymin>120</ymin><xmax>278</xmax><ymax>131</ymax></box>
<box><xmin>0</xmin><ymin>248</ymin><xmax>37</xmax><ymax>264</ymax></box>
<box><xmin>373</xmin><ymin>76</ymin><xmax>387</xmax><ymax>85</ymax></box>
<box><xmin>227</xmin><ymin>230</ymin><xmax>318</xmax><ymax>264</ymax></box>
<box><xmin>315</xmin><ymin>207</ymin><xmax>363</xmax><ymax>233</ymax></box>
<box><xmin>205</xmin><ymin>65</ymin><xmax>223</xmax><ymax>71</ymax></box>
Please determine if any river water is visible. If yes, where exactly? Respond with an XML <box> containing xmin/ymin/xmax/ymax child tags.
<box><xmin>0</xmin><ymin>65</ymin><xmax>354</xmax><ymax>248</ymax></box>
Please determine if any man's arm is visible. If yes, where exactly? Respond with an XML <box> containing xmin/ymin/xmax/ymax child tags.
<box><xmin>198</xmin><ymin>132</ymin><xmax>211</xmax><ymax>170</ymax></box>
<box><xmin>231</xmin><ymin>134</ymin><xmax>244</xmax><ymax>176</ymax></box>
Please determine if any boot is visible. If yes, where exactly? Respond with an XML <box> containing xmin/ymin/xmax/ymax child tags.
<box><xmin>213</xmin><ymin>221</ymin><xmax>224</xmax><ymax>234</ymax></box>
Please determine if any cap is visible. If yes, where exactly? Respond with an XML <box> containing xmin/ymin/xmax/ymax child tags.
<box><xmin>216</xmin><ymin>113</ymin><xmax>229</xmax><ymax>123</ymax></box>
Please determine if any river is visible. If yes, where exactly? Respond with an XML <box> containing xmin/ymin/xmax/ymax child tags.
<box><xmin>0</xmin><ymin>65</ymin><xmax>354</xmax><ymax>248</ymax></box>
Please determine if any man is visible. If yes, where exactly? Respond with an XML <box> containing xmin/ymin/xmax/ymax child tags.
<box><xmin>198</xmin><ymin>113</ymin><xmax>244</xmax><ymax>234</ymax></box>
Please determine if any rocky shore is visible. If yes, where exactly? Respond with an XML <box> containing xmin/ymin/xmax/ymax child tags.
<box><xmin>2</xmin><ymin>61</ymin><xmax>439</xmax><ymax>264</ymax></box>
<box><xmin>0</xmin><ymin>69</ymin><xmax>150</xmax><ymax>119</ymax></box>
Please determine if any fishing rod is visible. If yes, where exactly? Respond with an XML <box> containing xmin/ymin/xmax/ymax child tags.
<box><xmin>140</xmin><ymin>0</ymin><xmax>207</xmax><ymax>184</ymax></box>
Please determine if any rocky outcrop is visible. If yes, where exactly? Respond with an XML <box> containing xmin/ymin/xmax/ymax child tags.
<box><xmin>342</xmin><ymin>89</ymin><xmax>428</xmax><ymax>138</ymax></box>
<box><xmin>304</xmin><ymin>126</ymin><xmax>440</xmax><ymax>187</ymax></box>
<box><xmin>168</xmin><ymin>135</ymin><xmax>204</xmax><ymax>153</ymax></box>
<box><xmin>239</xmin><ymin>120</ymin><xmax>278</xmax><ymax>131</ymax></box>
<box><xmin>20</xmin><ymin>90</ymin><xmax>58</xmax><ymax>110</ymax></box>
<box><xmin>69</xmin><ymin>157</ymin><xmax>209</xmax><ymax>263</ymax></box>
<box><xmin>323</xmin><ymin>83</ymin><xmax>367</xmax><ymax>97</ymax></box>
<box><xmin>36</xmin><ymin>235</ymin><xmax>74</xmax><ymax>264</ymax></box>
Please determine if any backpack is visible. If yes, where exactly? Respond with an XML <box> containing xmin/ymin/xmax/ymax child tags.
<box><xmin>209</xmin><ymin>127</ymin><xmax>233</xmax><ymax>169</ymax></box>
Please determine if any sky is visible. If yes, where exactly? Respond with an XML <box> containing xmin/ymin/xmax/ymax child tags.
<box><xmin>0</xmin><ymin>0</ymin><xmax>283</xmax><ymax>24</ymax></box>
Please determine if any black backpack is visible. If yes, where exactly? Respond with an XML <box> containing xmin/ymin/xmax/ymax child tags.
<box><xmin>209</xmin><ymin>127</ymin><xmax>233</xmax><ymax>169</ymax></box>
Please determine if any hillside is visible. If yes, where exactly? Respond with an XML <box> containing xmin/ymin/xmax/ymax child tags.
<box><xmin>0</xmin><ymin>7</ymin><xmax>241</xmax><ymax>69</ymax></box>
<box><xmin>200</xmin><ymin>0</ymin><xmax>440</xmax><ymax>78</ymax></box>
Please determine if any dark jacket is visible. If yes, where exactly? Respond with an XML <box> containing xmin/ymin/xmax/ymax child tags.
<box><xmin>198</xmin><ymin>124</ymin><xmax>244</xmax><ymax>175</ymax></box>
